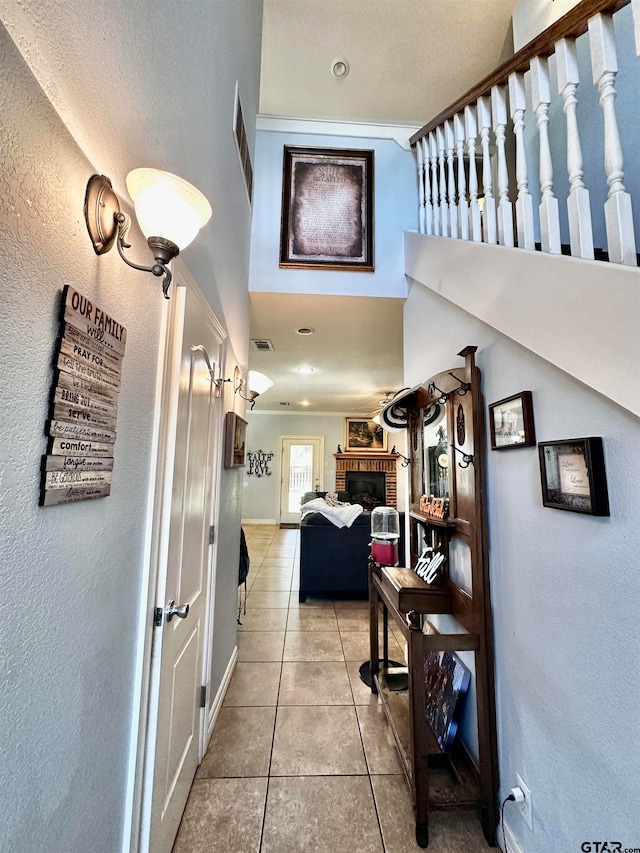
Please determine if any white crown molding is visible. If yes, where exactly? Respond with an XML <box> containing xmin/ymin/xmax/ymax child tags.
<box><xmin>256</xmin><ymin>114</ymin><xmax>421</xmax><ymax>150</ymax></box>
<box><xmin>250</xmin><ymin>409</ymin><xmax>376</xmax><ymax>417</ymax></box>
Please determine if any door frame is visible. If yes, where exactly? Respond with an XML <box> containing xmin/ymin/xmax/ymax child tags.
<box><xmin>121</xmin><ymin>260</ymin><xmax>227</xmax><ymax>853</ymax></box>
<box><xmin>278</xmin><ymin>435</ymin><xmax>325</xmax><ymax>524</ymax></box>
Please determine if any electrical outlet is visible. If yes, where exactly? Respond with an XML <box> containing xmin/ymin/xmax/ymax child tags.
<box><xmin>516</xmin><ymin>772</ymin><xmax>532</xmax><ymax>830</ymax></box>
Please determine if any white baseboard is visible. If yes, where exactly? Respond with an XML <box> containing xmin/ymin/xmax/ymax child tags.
<box><xmin>496</xmin><ymin>819</ymin><xmax>525</xmax><ymax>853</ymax></box>
<box><xmin>242</xmin><ymin>518</ymin><xmax>278</xmax><ymax>525</ymax></box>
<box><xmin>205</xmin><ymin>646</ymin><xmax>238</xmax><ymax>745</ymax></box>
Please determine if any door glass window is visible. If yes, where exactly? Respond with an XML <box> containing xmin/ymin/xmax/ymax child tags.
<box><xmin>288</xmin><ymin>444</ymin><xmax>314</xmax><ymax>512</ymax></box>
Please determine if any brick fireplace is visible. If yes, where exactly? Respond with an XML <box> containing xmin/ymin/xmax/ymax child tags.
<box><xmin>335</xmin><ymin>453</ymin><xmax>398</xmax><ymax>508</ymax></box>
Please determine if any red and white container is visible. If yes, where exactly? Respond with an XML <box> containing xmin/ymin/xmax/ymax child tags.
<box><xmin>370</xmin><ymin>506</ymin><xmax>400</xmax><ymax>566</ymax></box>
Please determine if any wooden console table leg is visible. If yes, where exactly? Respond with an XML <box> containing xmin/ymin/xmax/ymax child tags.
<box><xmin>408</xmin><ymin>610</ymin><xmax>430</xmax><ymax>848</ymax></box>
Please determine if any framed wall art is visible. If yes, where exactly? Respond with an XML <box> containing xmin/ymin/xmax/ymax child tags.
<box><xmin>488</xmin><ymin>391</ymin><xmax>535</xmax><ymax>450</ymax></box>
<box><xmin>344</xmin><ymin>418</ymin><xmax>387</xmax><ymax>453</ymax></box>
<box><xmin>538</xmin><ymin>437</ymin><xmax>610</xmax><ymax>516</ymax></box>
<box><xmin>224</xmin><ymin>412</ymin><xmax>247</xmax><ymax>468</ymax></box>
<box><xmin>279</xmin><ymin>146</ymin><xmax>374</xmax><ymax>271</ymax></box>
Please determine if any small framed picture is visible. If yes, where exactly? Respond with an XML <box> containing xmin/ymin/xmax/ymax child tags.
<box><xmin>224</xmin><ymin>412</ymin><xmax>247</xmax><ymax>468</ymax></box>
<box><xmin>538</xmin><ymin>437</ymin><xmax>610</xmax><ymax>516</ymax></box>
<box><xmin>488</xmin><ymin>391</ymin><xmax>536</xmax><ymax>450</ymax></box>
<box><xmin>344</xmin><ymin>418</ymin><xmax>387</xmax><ymax>452</ymax></box>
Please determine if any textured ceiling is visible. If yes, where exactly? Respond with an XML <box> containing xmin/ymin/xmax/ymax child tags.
<box><xmin>248</xmin><ymin>293</ymin><xmax>404</xmax><ymax>413</ymax></box>
<box><xmin>260</xmin><ymin>0</ymin><xmax>517</xmax><ymax>124</ymax></box>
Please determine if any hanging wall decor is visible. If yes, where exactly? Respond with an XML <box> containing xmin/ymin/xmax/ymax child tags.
<box><xmin>488</xmin><ymin>391</ymin><xmax>535</xmax><ymax>450</ymax></box>
<box><xmin>538</xmin><ymin>437</ymin><xmax>609</xmax><ymax>515</ymax></box>
<box><xmin>279</xmin><ymin>146</ymin><xmax>374</xmax><ymax>271</ymax></box>
<box><xmin>224</xmin><ymin>412</ymin><xmax>248</xmax><ymax>468</ymax></box>
<box><xmin>247</xmin><ymin>449</ymin><xmax>274</xmax><ymax>477</ymax></box>
<box><xmin>40</xmin><ymin>286</ymin><xmax>126</xmax><ymax>506</ymax></box>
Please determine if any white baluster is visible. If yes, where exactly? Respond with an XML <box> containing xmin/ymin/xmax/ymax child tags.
<box><xmin>465</xmin><ymin>104</ymin><xmax>482</xmax><ymax>242</ymax></box>
<box><xmin>445</xmin><ymin>120</ymin><xmax>458</xmax><ymax>239</ymax></box>
<box><xmin>491</xmin><ymin>84</ymin><xmax>514</xmax><ymax>247</ymax></box>
<box><xmin>531</xmin><ymin>56</ymin><xmax>562</xmax><ymax>254</ymax></box>
<box><xmin>508</xmin><ymin>72</ymin><xmax>536</xmax><ymax>250</ymax></box>
<box><xmin>454</xmin><ymin>113</ymin><xmax>469</xmax><ymax>240</ymax></box>
<box><xmin>589</xmin><ymin>13</ymin><xmax>637</xmax><ymax>265</ymax></box>
<box><xmin>633</xmin><ymin>0</ymin><xmax>640</xmax><ymax>55</ymax></box>
<box><xmin>437</xmin><ymin>125</ymin><xmax>449</xmax><ymax>237</ymax></box>
<box><xmin>478</xmin><ymin>96</ymin><xmax>497</xmax><ymax>244</ymax></box>
<box><xmin>430</xmin><ymin>131</ymin><xmax>441</xmax><ymax>237</ymax></box>
<box><xmin>416</xmin><ymin>141</ymin><xmax>426</xmax><ymax>234</ymax></box>
<box><xmin>422</xmin><ymin>137</ymin><xmax>434</xmax><ymax>235</ymax></box>
<box><xmin>556</xmin><ymin>38</ymin><xmax>594</xmax><ymax>260</ymax></box>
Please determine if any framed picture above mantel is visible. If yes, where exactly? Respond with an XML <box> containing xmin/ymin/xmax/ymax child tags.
<box><xmin>344</xmin><ymin>418</ymin><xmax>387</xmax><ymax>453</ymax></box>
<box><xmin>279</xmin><ymin>146</ymin><xmax>374</xmax><ymax>272</ymax></box>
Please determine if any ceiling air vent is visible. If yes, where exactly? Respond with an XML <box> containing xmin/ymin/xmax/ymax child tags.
<box><xmin>279</xmin><ymin>402</ymin><xmax>290</xmax><ymax>406</ymax></box>
<box><xmin>251</xmin><ymin>339</ymin><xmax>274</xmax><ymax>352</ymax></box>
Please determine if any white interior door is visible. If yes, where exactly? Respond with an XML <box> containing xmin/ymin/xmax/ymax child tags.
<box><xmin>279</xmin><ymin>436</ymin><xmax>324</xmax><ymax>524</ymax></box>
<box><xmin>146</xmin><ymin>283</ymin><xmax>223</xmax><ymax>853</ymax></box>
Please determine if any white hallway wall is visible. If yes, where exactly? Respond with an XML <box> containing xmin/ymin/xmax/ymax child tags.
<box><xmin>403</xmin><ymin>281</ymin><xmax>640</xmax><ymax>853</ymax></box>
<box><xmin>0</xmin><ymin>6</ymin><xmax>261</xmax><ymax>851</ymax></box>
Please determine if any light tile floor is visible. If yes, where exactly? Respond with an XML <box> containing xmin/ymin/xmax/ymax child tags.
<box><xmin>173</xmin><ymin>525</ymin><xmax>491</xmax><ymax>853</ymax></box>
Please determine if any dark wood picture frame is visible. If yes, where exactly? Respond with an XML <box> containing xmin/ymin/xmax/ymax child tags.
<box><xmin>488</xmin><ymin>391</ymin><xmax>536</xmax><ymax>450</ymax></box>
<box><xmin>279</xmin><ymin>145</ymin><xmax>374</xmax><ymax>271</ymax></box>
<box><xmin>538</xmin><ymin>437</ymin><xmax>610</xmax><ymax>516</ymax></box>
<box><xmin>224</xmin><ymin>412</ymin><xmax>247</xmax><ymax>468</ymax></box>
<box><xmin>344</xmin><ymin>417</ymin><xmax>387</xmax><ymax>452</ymax></box>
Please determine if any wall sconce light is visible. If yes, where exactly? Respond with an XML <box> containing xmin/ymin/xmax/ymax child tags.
<box><xmin>213</xmin><ymin>367</ymin><xmax>274</xmax><ymax>409</ymax></box>
<box><xmin>84</xmin><ymin>169</ymin><xmax>212</xmax><ymax>299</ymax></box>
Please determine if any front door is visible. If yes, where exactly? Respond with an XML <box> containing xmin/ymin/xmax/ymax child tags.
<box><xmin>146</xmin><ymin>282</ymin><xmax>224</xmax><ymax>853</ymax></box>
<box><xmin>279</xmin><ymin>436</ymin><xmax>324</xmax><ymax>524</ymax></box>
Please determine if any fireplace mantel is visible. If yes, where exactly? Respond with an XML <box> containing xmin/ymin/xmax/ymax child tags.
<box><xmin>334</xmin><ymin>452</ymin><xmax>398</xmax><ymax>508</ymax></box>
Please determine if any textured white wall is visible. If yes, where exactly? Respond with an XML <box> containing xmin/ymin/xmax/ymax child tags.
<box><xmin>249</xmin><ymin>130</ymin><xmax>417</xmax><ymax>298</ymax></box>
<box><xmin>0</xmin><ymin>23</ymin><xmax>162</xmax><ymax>853</ymax></box>
<box><xmin>0</xmin><ymin>5</ymin><xmax>262</xmax><ymax>849</ymax></box>
<box><xmin>512</xmin><ymin>0</ymin><xmax>582</xmax><ymax>51</ymax></box>
<box><xmin>403</xmin><ymin>281</ymin><xmax>640</xmax><ymax>853</ymax></box>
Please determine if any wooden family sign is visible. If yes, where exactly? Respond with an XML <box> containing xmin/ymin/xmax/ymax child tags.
<box><xmin>39</xmin><ymin>286</ymin><xmax>127</xmax><ymax>506</ymax></box>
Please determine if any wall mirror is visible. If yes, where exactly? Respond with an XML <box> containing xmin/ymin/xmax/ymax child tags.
<box><xmin>422</xmin><ymin>402</ymin><xmax>449</xmax><ymax>498</ymax></box>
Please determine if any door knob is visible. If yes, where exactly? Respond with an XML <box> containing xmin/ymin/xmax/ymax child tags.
<box><xmin>166</xmin><ymin>599</ymin><xmax>190</xmax><ymax>622</ymax></box>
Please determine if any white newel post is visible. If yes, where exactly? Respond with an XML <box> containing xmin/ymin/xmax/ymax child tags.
<box><xmin>556</xmin><ymin>38</ymin><xmax>595</xmax><ymax>259</ymax></box>
<box><xmin>531</xmin><ymin>56</ymin><xmax>562</xmax><ymax>254</ymax></box>
<box><xmin>430</xmin><ymin>131</ymin><xmax>441</xmax><ymax>237</ymax></box>
<box><xmin>491</xmin><ymin>84</ymin><xmax>514</xmax><ymax>247</ymax></box>
<box><xmin>465</xmin><ymin>104</ymin><xmax>482</xmax><ymax>242</ymax></box>
<box><xmin>633</xmin><ymin>0</ymin><xmax>640</xmax><ymax>55</ymax></box>
<box><xmin>422</xmin><ymin>137</ymin><xmax>434</xmax><ymax>236</ymax></box>
<box><xmin>416</xmin><ymin>141</ymin><xmax>426</xmax><ymax>234</ymax></box>
<box><xmin>478</xmin><ymin>95</ymin><xmax>497</xmax><ymax>244</ymax></box>
<box><xmin>454</xmin><ymin>112</ymin><xmax>469</xmax><ymax>240</ymax></box>
<box><xmin>437</xmin><ymin>125</ymin><xmax>449</xmax><ymax>237</ymax></box>
<box><xmin>589</xmin><ymin>13</ymin><xmax>637</xmax><ymax>265</ymax></box>
<box><xmin>445</xmin><ymin>120</ymin><xmax>458</xmax><ymax>239</ymax></box>
<box><xmin>508</xmin><ymin>72</ymin><xmax>535</xmax><ymax>250</ymax></box>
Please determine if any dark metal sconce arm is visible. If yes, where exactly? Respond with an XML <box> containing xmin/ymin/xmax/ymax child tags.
<box><xmin>115</xmin><ymin>212</ymin><xmax>176</xmax><ymax>299</ymax></box>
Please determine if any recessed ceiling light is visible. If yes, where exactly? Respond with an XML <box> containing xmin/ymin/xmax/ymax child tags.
<box><xmin>296</xmin><ymin>327</ymin><xmax>315</xmax><ymax>336</ymax></box>
<box><xmin>296</xmin><ymin>366</ymin><xmax>314</xmax><ymax>374</ymax></box>
<box><xmin>331</xmin><ymin>58</ymin><xmax>349</xmax><ymax>79</ymax></box>
<box><xmin>300</xmin><ymin>400</ymin><xmax>311</xmax><ymax>407</ymax></box>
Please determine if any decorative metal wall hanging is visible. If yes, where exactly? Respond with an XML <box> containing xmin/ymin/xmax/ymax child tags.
<box><xmin>247</xmin><ymin>449</ymin><xmax>274</xmax><ymax>477</ymax></box>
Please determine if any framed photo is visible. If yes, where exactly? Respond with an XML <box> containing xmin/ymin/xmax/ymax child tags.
<box><xmin>224</xmin><ymin>412</ymin><xmax>247</xmax><ymax>468</ymax></box>
<box><xmin>279</xmin><ymin>146</ymin><xmax>374</xmax><ymax>271</ymax></box>
<box><xmin>488</xmin><ymin>391</ymin><xmax>536</xmax><ymax>450</ymax></box>
<box><xmin>344</xmin><ymin>418</ymin><xmax>387</xmax><ymax>453</ymax></box>
<box><xmin>538</xmin><ymin>437</ymin><xmax>610</xmax><ymax>516</ymax></box>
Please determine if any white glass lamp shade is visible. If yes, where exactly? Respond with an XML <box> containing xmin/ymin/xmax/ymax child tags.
<box><xmin>247</xmin><ymin>371</ymin><xmax>274</xmax><ymax>397</ymax></box>
<box><xmin>126</xmin><ymin>168</ymin><xmax>212</xmax><ymax>251</ymax></box>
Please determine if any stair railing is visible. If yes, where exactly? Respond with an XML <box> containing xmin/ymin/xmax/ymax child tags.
<box><xmin>411</xmin><ymin>0</ymin><xmax>639</xmax><ymax>266</ymax></box>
